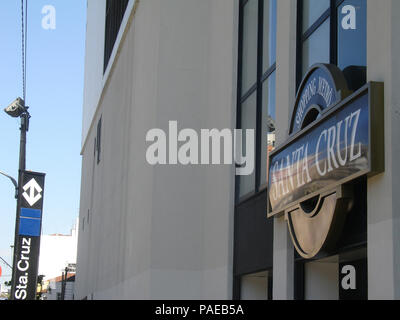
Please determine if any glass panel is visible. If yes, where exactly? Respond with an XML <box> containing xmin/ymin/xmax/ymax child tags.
<box><xmin>263</xmin><ymin>0</ymin><xmax>277</xmax><ymax>71</ymax></box>
<box><xmin>260</xmin><ymin>72</ymin><xmax>276</xmax><ymax>188</ymax></box>
<box><xmin>302</xmin><ymin>18</ymin><xmax>330</xmax><ymax>77</ymax></box>
<box><xmin>337</xmin><ymin>0</ymin><xmax>367</xmax><ymax>70</ymax></box>
<box><xmin>242</xmin><ymin>0</ymin><xmax>258</xmax><ymax>95</ymax></box>
<box><xmin>302</xmin><ymin>0</ymin><xmax>330</xmax><ymax>31</ymax></box>
<box><xmin>239</xmin><ymin>92</ymin><xmax>257</xmax><ymax>198</ymax></box>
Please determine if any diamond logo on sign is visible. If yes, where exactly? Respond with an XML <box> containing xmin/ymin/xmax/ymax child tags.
<box><xmin>22</xmin><ymin>178</ymin><xmax>43</xmax><ymax>207</ymax></box>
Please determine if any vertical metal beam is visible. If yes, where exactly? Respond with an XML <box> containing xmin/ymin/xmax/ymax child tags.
<box><xmin>10</xmin><ymin>112</ymin><xmax>28</xmax><ymax>300</ymax></box>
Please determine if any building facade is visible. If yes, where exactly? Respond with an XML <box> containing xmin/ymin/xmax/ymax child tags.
<box><xmin>38</xmin><ymin>220</ymin><xmax>79</xmax><ymax>282</ymax></box>
<box><xmin>43</xmin><ymin>274</ymin><xmax>75</xmax><ymax>301</ymax></box>
<box><xmin>75</xmin><ymin>0</ymin><xmax>400</xmax><ymax>300</ymax></box>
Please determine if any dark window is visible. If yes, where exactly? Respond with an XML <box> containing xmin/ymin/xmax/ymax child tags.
<box><xmin>237</xmin><ymin>0</ymin><xmax>277</xmax><ymax>202</ymax></box>
<box><xmin>96</xmin><ymin>117</ymin><xmax>102</xmax><ymax>165</ymax></box>
<box><xmin>297</xmin><ymin>0</ymin><xmax>367</xmax><ymax>86</ymax></box>
<box><xmin>104</xmin><ymin>0</ymin><xmax>129</xmax><ymax>73</ymax></box>
<box><xmin>337</xmin><ymin>0</ymin><xmax>367</xmax><ymax>70</ymax></box>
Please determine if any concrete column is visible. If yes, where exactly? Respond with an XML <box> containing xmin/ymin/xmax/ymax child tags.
<box><xmin>273</xmin><ymin>217</ymin><xmax>294</xmax><ymax>300</ymax></box>
<box><xmin>304</xmin><ymin>257</ymin><xmax>339</xmax><ymax>300</ymax></box>
<box><xmin>367</xmin><ymin>0</ymin><xmax>400</xmax><ymax>300</ymax></box>
<box><xmin>272</xmin><ymin>0</ymin><xmax>297</xmax><ymax>300</ymax></box>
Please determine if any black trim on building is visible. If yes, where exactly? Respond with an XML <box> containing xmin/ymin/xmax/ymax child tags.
<box><xmin>96</xmin><ymin>116</ymin><xmax>102</xmax><ymax>165</ymax></box>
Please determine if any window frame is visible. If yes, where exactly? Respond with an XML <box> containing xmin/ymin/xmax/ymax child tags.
<box><xmin>236</xmin><ymin>0</ymin><xmax>277</xmax><ymax>204</ymax></box>
<box><xmin>96</xmin><ymin>117</ymin><xmax>102</xmax><ymax>165</ymax></box>
<box><xmin>233</xmin><ymin>0</ymin><xmax>277</xmax><ymax>301</ymax></box>
<box><xmin>296</xmin><ymin>0</ymin><xmax>350</xmax><ymax>88</ymax></box>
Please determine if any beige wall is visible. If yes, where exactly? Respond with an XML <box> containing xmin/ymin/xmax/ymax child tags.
<box><xmin>81</xmin><ymin>0</ymin><xmax>138</xmax><ymax>148</ymax></box>
<box><xmin>305</xmin><ymin>258</ymin><xmax>339</xmax><ymax>300</ymax></box>
<box><xmin>81</xmin><ymin>0</ymin><xmax>106</xmax><ymax>146</ymax></box>
<box><xmin>367</xmin><ymin>0</ymin><xmax>400</xmax><ymax>300</ymax></box>
<box><xmin>76</xmin><ymin>0</ymin><xmax>238</xmax><ymax>300</ymax></box>
<box><xmin>273</xmin><ymin>0</ymin><xmax>297</xmax><ymax>300</ymax></box>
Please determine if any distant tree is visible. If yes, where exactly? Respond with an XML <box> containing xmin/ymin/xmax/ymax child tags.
<box><xmin>36</xmin><ymin>275</ymin><xmax>45</xmax><ymax>300</ymax></box>
<box><xmin>2</xmin><ymin>276</ymin><xmax>46</xmax><ymax>300</ymax></box>
<box><xmin>3</xmin><ymin>281</ymin><xmax>11</xmax><ymax>300</ymax></box>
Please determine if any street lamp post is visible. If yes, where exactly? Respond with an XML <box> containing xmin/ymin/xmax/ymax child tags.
<box><xmin>3</xmin><ymin>97</ymin><xmax>30</xmax><ymax>300</ymax></box>
<box><xmin>0</xmin><ymin>171</ymin><xmax>18</xmax><ymax>199</ymax></box>
<box><xmin>60</xmin><ymin>266</ymin><xmax>70</xmax><ymax>300</ymax></box>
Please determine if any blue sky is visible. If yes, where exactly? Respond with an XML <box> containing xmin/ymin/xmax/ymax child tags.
<box><xmin>0</xmin><ymin>1</ymin><xmax>86</xmax><ymax>282</ymax></box>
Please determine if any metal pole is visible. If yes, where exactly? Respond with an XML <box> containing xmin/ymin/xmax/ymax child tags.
<box><xmin>10</xmin><ymin>112</ymin><xmax>28</xmax><ymax>300</ymax></box>
<box><xmin>60</xmin><ymin>271</ymin><xmax>64</xmax><ymax>300</ymax></box>
<box><xmin>62</xmin><ymin>267</ymin><xmax>68</xmax><ymax>300</ymax></box>
<box><xmin>0</xmin><ymin>171</ymin><xmax>18</xmax><ymax>199</ymax></box>
<box><xmin>0</xmin><ymin>256</ymin><xmax>12</xmax><ymax>270</ymax></box>
<box><xmin>65</xmin><ymin>268</ymin><xmax>68</xmax><ymax>299</ymax></box>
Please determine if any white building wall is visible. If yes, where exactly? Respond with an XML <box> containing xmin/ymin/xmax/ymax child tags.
<box><xmin>81</xmin><ymin>0</ymin><xmax>139</xmax><ymax>148</ymax></box>
<box><xmin>273</xmin><ymin>0</ymin><xmax>297</xmax><ymax>300</ymax></box>
<box><xmin>38</xmin><ymin>221</ymin><xmax>79</xmax><ymax>281</ymax></box>
<box><xmin>46</xmin><ymin>281</ymin><xmax>75</xmax><ymax>301</ymax></box>
<box><xmin>76</xmin><ymin>0</ymin><xmax>238</xmax><ymax>300</ymax></box>
<box><xmin>304</xmin><ymin>258</ymin><xmax>339</xmax><ymax>300</ymax></box>
<box><xmin>81</xmin><ymin>0</ymin><xmax>106</xmax><ymax>145</ymax></box>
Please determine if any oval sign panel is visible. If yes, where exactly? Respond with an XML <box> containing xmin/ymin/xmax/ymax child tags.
<box><xmin>290</xmin><ymin>64</ymin><xmax>351</xmax><ymax>135</ymax></box>
<box><xmin>267</xmin><ymin>64</ymin><xmax>384</xmax><ymax>259</ymax></box>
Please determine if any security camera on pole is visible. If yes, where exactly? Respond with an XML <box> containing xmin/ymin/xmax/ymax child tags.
<box><xmin>4</xmin><ymin>97</ymin><xmax>28</xmax><ymax>299</ymax></box>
